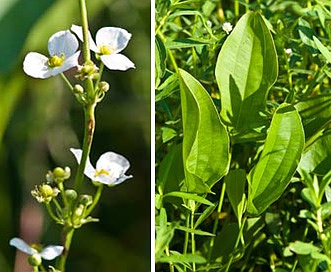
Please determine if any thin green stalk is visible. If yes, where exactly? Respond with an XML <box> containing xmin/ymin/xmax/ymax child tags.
<box><xmin>57</xmin><ymin>227</ymin><xmax>75</xmax><ymax>272</ymax></box>
<box><xmin>191</xmin><ymin>208</ymin><xmax>196</xmax><ymax>272</ymax></box>
<box><xmin>74</xmin><ymin>103</ymin><xmax>96</xmax><ymax>192</ymax></box>
<box><xmin>86</xmin><ymin>184</ymin><xmax>104</xmax><ymax>216</ymax></box>
<box><xmin>208</xmin><ymin>181</ymin><xmax>226</xmax><ymax>262</ymax></box>
<box><xmin>234</xmin><ymin>1</ymin><xmax>239</xmax><ymax>17</ymax></box>
<box><xmin>33</xmin><ymin>266</ymin><xmax>38</xmax><ymax>272</ymax></box>
<box><xmin>224</xmin><ymin>216</ymin><xmax>247</xmax><ymax>272</ymax></box>
<box><xmin>60</xmin><ymin>73</ymin><xmax>73</xmax><ymax>90</ymax></box>
<box><xmin>53</xmin><ymin>198</ymin><xmax>63</xmax><ymax>214</ymax></box>
<box><xmin>95</xmin><ymin>62</ymin><xmax>105</xmax><ymax>88</ymax></box>
<box><xmin>165</xmin><ymin>246</ymin><xmax>175</xmax><ymax>272</ymax></box>
<box><xmin>46</xmin><ymin>203</ymin><xmax>61</xmax><ymax>223</ymax></box>
<box><xmin>245</xmin><ymin>0</ymin><xmax>249</xmax><ymax>12</ymax></box>
<box><xmin>183</xmin><ymin>211</ymin><xmax>190</xmax><ymax>272</ymax></box>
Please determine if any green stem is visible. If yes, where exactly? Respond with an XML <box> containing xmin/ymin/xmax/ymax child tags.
<box><xmin>78</xmin><ymin>0</ymin><xmax>90</xmax><ymax>62</ymax></box>
<box><xmin>234</xmin><ymin>1</ymin><xmax>239</xmax><ymax>17</ymax></box>
<box><xmin>95</xmin><ymin>62</ymin><xmax>105</xmax><ymax>89</ymax></box>
<box><xmin>191</xmin><ymin>207</ymin><xmax>196</xmax><ymax>272</ymax></box>
<box><xmin>208</xmin><ymin>181</ymin><xmax>226</xmax><ymax>262</ymax></box>
<box><xmin>74</xmin><ymin>103</ymin><xmax>96</xmax><ymax>192</ymax></box>
<box><xmin>46</xmin><ymin>203</ymin><xmax>61</xmax><ymax>223</ymax></box>
<box><xmin>60</xmin><ymin>73</ymin><xmax>73</xmax><ymax>90</ymax></box>
<box><xmin>33</xmin><ymin>266</ymin><xmax>39</xmax><ymax>272</ymax></box>
<box><xmin>57</xmin><ymin>227</ymin><xmax>75</xmax><ymax>272</ymax></box>
<box><xmin>86</xmin><ymin>184</ymin><xmax>104</xmax><ymax>216</ymax></box>
<box><xmin>224</xmin><ymin>216</ymin><xmax>247</xmax><ymax>272</ymax></box>
<box><xmin>165</xmin><ymin>246</ymin><xmax>175</xmax><ymax>272</ymax></box>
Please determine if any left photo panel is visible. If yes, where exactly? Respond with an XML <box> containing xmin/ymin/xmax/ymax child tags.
<box><xmin>0</xmin><ymin>0</ymin><xmax>151</xmax><ymax>271</ymax></box>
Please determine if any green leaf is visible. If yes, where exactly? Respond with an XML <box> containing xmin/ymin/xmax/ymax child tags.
<box><xmin>194</xmin><ymin>204</ymin><xmax>216</xmax><ymax>229</ymax></box>
<box><xmin>155</xmin><ymin>208</ymin><xmax>175</xmax><ymax>259</ymax></box>
<box><xmin>288</xmin><ymin>241</ymin><xmax>320</xmax><ymax>255</ymax></box>
<box><xmin>225</xmin><ymin>169</ymin><xmax>247</xmax><ymax>221</ymax></box>
<box><xmin>161</xmin><ymin>127</ymin><xmax>177</xmax><ymax>143</ymax></box>
<box><xmin>215</xmin><ymin>11</ymin><xmax>278</xmax><ymax>141</ymax></box>
<box><xmin>165</xmin><ymin>38</ymin><xmax>209</xmax><ymax>49</ymax></box>
<box><xmin>155</xmin><ymin>35</ymin><xmax>167</xmax><ymax>87</ymax></box>
<box><xmin>295</xmin><ymin>94</ymin><xmax>331</xmax><ymax>139</ymax></box>
<box><xmin>298</xmin><ymin>18</ymin><xmax>318</xmax><ymax>52</ymax></box>
<box><xmin>247</xmin><ymin>104</ymin><xmax>305</xmax><ymax>216</ymax></box>
<box><xmin>175</xmin><ymin>225</ymin><xmax>215</xmax><ymax>236</ymax></box>
<box><xmin>157</xmin><ymin>144</ymin><xmax>184</xmax><ymax>194</ymax></box>
<box><xmin>158</xmin><ymin>253</ymin><xmax>207</xmax><ymax>264</ymax></box>
<box><xmin>163</xmin><ymin>191</ymin><xmax>215</xmax><ymax>206</ymax></box>
<box><xmin>179</xmin><ymin>69</ymin><xmax>230</xmax><ymax>193</ymax></box>
<box><xmin>313</xmin><ymin>36</ymin><xmax>331</xmax><ymax>63</ymax></box>
<box><xmin>299</xmin><ymin>130</ymin><xmax>331</xmax><ymax>175</ymax></box>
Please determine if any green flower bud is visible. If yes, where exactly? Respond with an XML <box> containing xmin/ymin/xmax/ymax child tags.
<box><xmin>65</xmin><ymin>189</ymin><xmax>77</xmax><ymax>202</ymax></box>
<box><xmin>28</xmin><ymin>253</ymin><xmax>42</xmax><ymax>266</ymax></box>
<box><xmin>98</xmin><ymin>81</ymin><xmax>110</xmax><ymax>93</ymax></box>
<box><xmin>73</xmin><ymin>84</ymin><xmax>84</xmax><ymax>94</ymax></box>
<box><xmin>79</xmin><ymin>194</ymin><xmax>93</xmax><ymax>206</ymax></box>
<box><xmin>52</xmin><ymin>166</ymin><xmax>70</xmax><ymax>184</ymax></box>
<box><xmin>53</xmin><ymin>167</ymin><xmax>65</xmax><ymax>179</ymax></box>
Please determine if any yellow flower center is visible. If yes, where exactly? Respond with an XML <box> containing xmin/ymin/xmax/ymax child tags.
<box><xmin>99</xmin><ymin>45</ymin><xmax>112</xmax><ymax>55</ymax></box>
<box><xmin>48</xmin><ymin>54</ymin><xmax>65</xmax><ymax>68</ymax></box>
<box><xmin>94</xmin><ymin>169</ymin><xmax>110</xmax><ymax>177</ymax></box>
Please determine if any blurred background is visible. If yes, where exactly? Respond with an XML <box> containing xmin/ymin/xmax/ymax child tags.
<box><xmin>0</xmin><ymin>0</ymin><xmax>150</xmax><ymax>271</ymax></box>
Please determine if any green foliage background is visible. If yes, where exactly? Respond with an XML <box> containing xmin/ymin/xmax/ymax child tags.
<box><xmin>0</xmin><ymin>0</ymin><xmax>150</xmax><ymax>271</ymax></box>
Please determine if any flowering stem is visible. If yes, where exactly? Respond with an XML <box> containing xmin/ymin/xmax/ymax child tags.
<box><xmin>57</xmin><ymin>227</ymin><xmax>75</xmax><ymax>272</ymax></box>
<box><xmin>74</xmin><ymin>103</ymin><xmax>96</xmax><ymax>192</ymax></box>
<box><xmin>86</xmin><ymin>184</ymin><xmax>104</xmax><ymax>216</ymax></box>
<box><xmin>78</xmin><ymin>0</ymin><xmax>90</xmax><ymax>62</ymax></box>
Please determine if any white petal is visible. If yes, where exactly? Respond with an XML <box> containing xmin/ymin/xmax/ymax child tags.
<box><xmin>96</xmin><ymin>152</ymin><xmax>130</xmax><ymax>173</ymax></box>
<box><xmin>48</xmin><ymin>30</ymin><xmax>79</xmax><ymax>57</ymax></box>
<box><xmin>40</xmin><ymin>245</ymin><xmax>64</xmax><ymax>260</ymax></box>
<box><xmin>23</xmin><ymin>52</ymin><xmax>51</xmax><ymax>79</ymax></box>
<box><xmin>100</xmin><ymin>54</ymin><xmax>135</xmax><ymax>71</ymax></box>
<box><xmin>70</xmin><ymin>148</ymin><xmax>96</xmax><ymax>180</ymax></box>
<box><xmin>71</xmin><ymin>25</ymin><xmax>98</xmax><ymax>52</ymax></box>
<box><xmin>96</xmin><ymin>27</ymin><xmax>131</xmax><ymax>54</ymax></box>
<box><xmin>9</xmin><ymin>238</ymin><xmax>37</xmax><ymax>255</ymax></box>
<box><xmin>95</xmin><ymin>152</ymin><xmax>132</xmax><ymax>185</ymax></box>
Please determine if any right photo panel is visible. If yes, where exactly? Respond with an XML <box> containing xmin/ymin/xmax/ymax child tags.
<box><xmin>155</xmin><ymin>0</ymin><xmax>331</xmax><ymax>271</ymax></box>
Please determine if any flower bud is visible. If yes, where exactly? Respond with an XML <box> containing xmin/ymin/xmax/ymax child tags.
<box><xmin>28</xmin><ymin>253</ymin><xmax>42</xmax><ymax>266</ymax></box>
<box><xmin>65</xmin><ymin>189</ymin><xmax>77</xmax><ymax>202</ymax></box>
<box><xmin>73</xmin><ymin>84</ymin><xmax>84</xmax><ymax>94</ymax></box>
<box><xmin>79</xmin><ymin>194</ymin><xmax>93</xmax><ymax>206</ymax></box>
<box><xmin>98</xmin><ymin>81</ymin><xmax>110</xmax><ymax>93</ymax></box>
<box><xmin>52</xmin><ymin>167</ymin><xmax>71</xmax><ymax>184</ymax></box>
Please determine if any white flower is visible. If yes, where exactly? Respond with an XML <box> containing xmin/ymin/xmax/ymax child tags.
<box><xmin>71</xmin><ymin>25</ymin><xmax>135</xmax><ymax>71</ymax></box>
<box><xmin>9</xmin><ymin>237</ymin><xmax>63</xmax><ymax>260</ymax></box>
<box><xmin>222</xmin><ymin>22</ymin><xmax>233</xmax><ymax>35</ymax></box>
<box><xmin>70</xmin><ymin>148</ymin><xmax>133</xmax><ymax>185</ymax></box>
<box><xmin>23</xmin><ymin>30</ymin><xmax>80</xmax><ymax>79</ymax></box>
<box><xmin>285</xmin><ymin>48</ymin><xmax>293</xmax><ymax>56</ymax></box>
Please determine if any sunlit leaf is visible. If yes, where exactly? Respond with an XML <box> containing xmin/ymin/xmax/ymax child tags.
<box><xmin>215</xmin><ymin>11</ymin><xmax>278</xmax><ymax>142</ymax></box>
<box><xmin>247</xmin><ymin>104</ymin><xmax>304</xmax><ymax>216</ymax></box>
<box><xmin>179</xmin><ymin>69</ymin><xmax>230</xmax><ymax>193</ymax></box>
